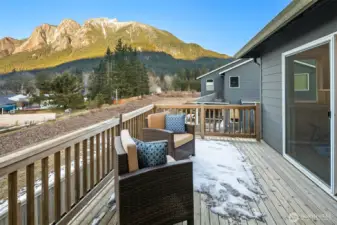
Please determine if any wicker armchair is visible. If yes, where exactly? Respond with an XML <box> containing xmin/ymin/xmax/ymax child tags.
<box><xmin>143</xmin><ymin>112</ymin><xmax>195</xmax><ymax>160</ymax></box>
<box><xmin>114</xmin><ymin>130</ymin><xmax>194</xmax><ymax>225</ymax></box>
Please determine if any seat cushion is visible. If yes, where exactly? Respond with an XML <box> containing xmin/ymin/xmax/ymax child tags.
<box><xmin>133</xmin><ymin>138</ymin><xmax>168</xmax><ymax>168</ymax></box>
<box><xmin>165</xmin><ymin>114</ymin><xmax>186</xmax><ymax>133</ymax></box>
<box><xmin>174</xmin><ymin>133</ymin><xmax>194</xmax><ymax>148</ymax></box>
<box><xmin>147</xmin><ymin>112</ymin><xmax>169</xmax><ymax>129</ymax></box>
<box><xmin>120</xmin><ymin>130</ymin><xmax>139</xmax><ymax>172</ymax></box>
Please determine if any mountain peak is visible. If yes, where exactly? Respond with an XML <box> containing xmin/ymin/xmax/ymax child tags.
<box><xmin>84</xmin><ymin>17</ymin><xmax>119</xmax><ymax>26</ymax></box>
<box><xmin>58</xmin><ymin>19</ymin><xmax>81</xmax><ymax>35</ymax></box>
<box><xmin>0</xmin><ymin>17</ymin><xmax>229</xmax><ymax>73</ymax></box>
<box><xmin>59</xmin><ymin>19</ymin><xmax>81</xmax><ymax>28</ymax></box>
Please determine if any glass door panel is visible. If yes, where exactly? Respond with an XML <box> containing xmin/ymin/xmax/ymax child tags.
<box><xmin>285</xmin><ymin>42</ymin><xmax>331</xmax><ymax>186</ymax></box>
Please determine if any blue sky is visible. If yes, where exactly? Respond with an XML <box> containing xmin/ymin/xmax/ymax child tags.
<box><xmin>0</xmin><ymin>0</ymin><xmax>290</xmax><ymax>56</ymax></box>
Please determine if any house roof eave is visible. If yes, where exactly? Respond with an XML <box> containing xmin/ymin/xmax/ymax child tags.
<box><xmin>234</xmin><ymin>0</ymin><xmax>319</xmax><ymax>58</ymax></box>
<box><xmin>196</xmin><ymin>59</ymin><xmax>242</xmax><ymax>80</ymax></box>
<box><xmin>219</xmin><ymin>59</ymin><xmax>254</xmax><ymax>75</ymax></box>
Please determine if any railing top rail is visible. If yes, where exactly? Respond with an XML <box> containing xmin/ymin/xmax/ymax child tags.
<box><xmin>155</xmin><ymin>104</ymin><xmax>258</xmax><ymax>110</ymax></box>
<box><xmin>121</xmin><ymin>104</ymin><xmax>154</xmax><ymax>122</ymax></box>
<box><xmin>0</xmin><ymin>117</ymin><xmax>119</xmax><ymax>177</ymax></box>
<box><xmin>155</xmin><ymin>104</ymin><xmax>201</xmax><ymax>109</ymax></box>
<box><xmin>203</xmin><ymin>104</ymin><xmax>257</xmax><ymax>109</ymax></box>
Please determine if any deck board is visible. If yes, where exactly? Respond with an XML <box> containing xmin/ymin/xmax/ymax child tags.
<box><xmin>101</xmin><ymin>137</ymin><xmax>337</xmax><ymax>225</ymax></box>
<box><xmin>245</xmin><ymin>139</ymin><xmax>337</xmax><ymax>224</ymax></box>
<box><xmin>242</xmin><ymin>139</ymin><xmax>319</xmax><ymax>225</ymax></box>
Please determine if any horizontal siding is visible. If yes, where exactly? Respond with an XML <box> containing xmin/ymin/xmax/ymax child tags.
<box><xmin>262</xmin><ymin>96</ymin><xmax>282</xmax><ymax>107</ymax></box>
<box><xmin>262</xmin><ymin>74</ymin><xmax>282</xmax><ymax>83</ymax></box>
<box><xmin>224</xmin><ymin>61</ymin><xmax>260</xmax><ymax>103</ymax></box>
<box><xmin>200</xmin><ymin>72</ymin><xmax>224</xmax><ymax>98</ymax></box>
<box><xmin>261</xmin><ymin>89</ymin><xmax>282</xmax><ymax>99</ymax></box>
<box><xmin>260</xmin><ymin>0</ymin><xmax>337</xmax><ymax>153</ymax></box>
<box><xmin>261</xmin><ymin>82</ymin><xmax>282</xmax><ymax>90</ymax></box>
<box><xmin>262</xmin><ymin>64</ymin><xmax>282</xmax><ymax>75</ymax></box>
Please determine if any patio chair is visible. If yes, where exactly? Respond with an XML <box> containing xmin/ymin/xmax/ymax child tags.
<box><xmin>143</xmin><ymin>112</ymin><xmax>195</xmax><ymax>160</ymax></box>
<box><xmin>114</xmin><ymin>130</ymin><xmax>194</xmax><ymax>225</ymax></box>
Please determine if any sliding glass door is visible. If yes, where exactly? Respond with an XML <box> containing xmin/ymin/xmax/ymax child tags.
<box><xmin>284</xmin><ymin>40</ymin><xmax>333</xmax><ymax>189</ymax></box>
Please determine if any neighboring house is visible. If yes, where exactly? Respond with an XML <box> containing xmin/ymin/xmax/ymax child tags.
<box><xmin>235</xmin><ymin>0</ymin><xmax>337</xmax><ymax>195</ymax></box>
<box><xmin>197</xmin><ymin>58</ymin><xmax>260</xmax><ymax>104</ymax></box>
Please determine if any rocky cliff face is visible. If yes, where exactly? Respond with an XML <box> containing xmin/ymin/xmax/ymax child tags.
<box><xmin>0</xmin><ymin>18</ymin><xmax>229</xmax><ymax>73</ymax></box>
<box><xmin>0</xmin><ymin>37</ymin><xmax>24</xmax><ymax>57</ymax></box>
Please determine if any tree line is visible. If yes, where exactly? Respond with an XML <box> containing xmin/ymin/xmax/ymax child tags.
<box><xmin>2</xmin><ymin>38</ymin><xmax>220</xmax><ymax>109</ymax></box>
<box><xmin>89</xmin><ymin>39</ymin><xmax>149</xmax><ymax>103</ymax></box>
<box><xmin>29</xmin><ymin>39</ymin><xmax>149</xmax><ymax>109</ymax></box>
<box><xmin>170</xmin><ymin>67</ymin><xmax>209</xmax><ymax>92</ymax></box>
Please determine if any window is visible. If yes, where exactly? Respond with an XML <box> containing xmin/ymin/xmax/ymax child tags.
<box><xmin>229</xmin><ymin>76</ymin><xmax>240</xmax><ymax>88</ymax></box>
<box><xmin>206</xmin><ymin>79</ymin><xmax>214</xmax><ymax>91</ymax></box>
<box><xmin>294</xmin><ymin>73</ymin><xmax>309</xmax><ymax>91</ymax></box>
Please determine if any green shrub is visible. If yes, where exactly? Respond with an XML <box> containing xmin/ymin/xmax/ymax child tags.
<box><xmin>95</xmin><ymin>93</ymin><xmax>105</xmax><ymax>108</ymax></box>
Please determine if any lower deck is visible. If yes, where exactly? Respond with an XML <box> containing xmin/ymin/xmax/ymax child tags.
<box><xmin>71</xmin><ymin>137</ymin><xmax>337</xmax><ymax>225</ymax></box>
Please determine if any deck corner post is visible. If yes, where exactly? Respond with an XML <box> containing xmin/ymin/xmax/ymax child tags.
<box><xmin>255</xmin><ymin>103</ymin><xmax>261</xmax><ymax>141</ymax></box>
<box><xmin>200</xmin><ymin>104</ymin><xmax>205</xmax><ymax>139</ymax></box>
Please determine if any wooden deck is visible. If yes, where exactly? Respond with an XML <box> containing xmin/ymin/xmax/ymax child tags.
<box><xmin>71</xmin><ymin>137</ymin><xmax>337</xmax><ymax>225</ymax></box>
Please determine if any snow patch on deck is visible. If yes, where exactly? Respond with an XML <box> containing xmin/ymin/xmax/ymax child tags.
<box><xmin>192</xmin><ymin>139</ymin><xmax>264</xmax><ymax>220</ymax></box>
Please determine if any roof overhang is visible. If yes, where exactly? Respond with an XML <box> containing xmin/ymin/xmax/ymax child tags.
<box><xmin>234</xmin><ymin>0</ymin><xmax>319</xmax><ymax>58</ymax></box>
<box><xmin>196</xmin><ymin>59</ymin><xmax>242</xmax><ymax>80</ymax></box>
<box><xmin>219</xmin><ymin>59</ymin><xmax>253</xmax><ymax>75</ymax></box>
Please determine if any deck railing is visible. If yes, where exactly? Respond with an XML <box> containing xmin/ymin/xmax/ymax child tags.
<box><xmin>155</xmin><ymin>103</ymin><xmax>260</xmax><ymax>140</ymax></box>
<box><xmin>0</xmin><ymin>103</ymin><xmax>260</xmax><ymax>225</ymax></box>
<box><xmin>0</xmin><ymin>104</ymin><xmax>154</xmax><ymax>225</ymax></box>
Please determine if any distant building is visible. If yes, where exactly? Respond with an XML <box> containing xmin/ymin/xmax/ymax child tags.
<box><xmin>196</xmin><ymin>58</ymin><xmax>260</xmax><ymax>104</ymax></box>
<box><xmin>0</xmin><ymin>95</ymin><xmax>16</xmax><ymax>113</ymax></box>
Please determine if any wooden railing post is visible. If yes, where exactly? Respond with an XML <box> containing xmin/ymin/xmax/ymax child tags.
<box><xmin>54</xmin><ymin>152</ymin><xmax>61</xmax><ymax>222</ymax></box>
<box><xmin>82</xmin><ymin>139</ymin><xmax>88</xmax><ymax>195</ymax></box>
<box><xmin>200</xmin><ymin>104</ymin><xmax>205</xmax><ymax>139</ymax></box>
<box><xmin>65</xmin><ymin>146</ymin><xmax>72</xmax><ymax>211</ymax></box>
<box><xmin>41</xmin><ymin>157</ymin><xmax>49</xmax><ymax>225</ymax></box>
<box><xmin>26</xmin><ymin>163</ymin><xmax>35</xmax><ymax>225</ymax></box>
<box><xmin>8</xmin><ymin>171</ymin><xmax>18</xmax><ymax>225</ymax></box>
<box><xmin>75</xmin><ymin>143</ymin><xmax>80</xmax><ymax>202</ymax></box>
<box><xmin>255</xmin><ymin>103</ymin><xmax>261</xmax><ymax>141</ymax></box>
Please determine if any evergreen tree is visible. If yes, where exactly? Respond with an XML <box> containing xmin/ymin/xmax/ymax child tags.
<box><xmin>88</xmin><ymin>39</ymin><xmax>149</xmax><ymax>101</ymax></box>
<box><xmin>139</xmin><ymin>63</ymin><xmax>149</xmax><ymax>95</ymax></box>
<box><xmin>49</xmin><ymin>72</ymin><xmax>84</xmax><ymax>109</ymax></box>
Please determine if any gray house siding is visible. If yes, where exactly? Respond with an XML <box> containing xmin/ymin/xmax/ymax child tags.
<box><xmin>223</xmin><ymin>61</ymin><xmax>260</xmax><ymax>104</ymax></box>
<box><xmin>260</xmin><ymin>0</ymin><xmax>337</xmax><ymax>153</ymax></box>
<box><xmin>200</xmin><ymin>72</ymin><xmax>224</xmax><ymax>98</ymax></box>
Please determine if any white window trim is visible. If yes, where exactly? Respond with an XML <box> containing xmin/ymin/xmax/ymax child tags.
<box><xmin>229</xmin><ymin>76</ymin><xmax>240</xmax><ymax>88</ymax></box>
<box><xmin>206</xmin><ymin>79</ymin><xmax>214</xmax><ymax>91</ymax></box>
<box><xmin>294</xmin><ymin>73</ymin><xmax>310</xmax><ymax>91</ymax></box>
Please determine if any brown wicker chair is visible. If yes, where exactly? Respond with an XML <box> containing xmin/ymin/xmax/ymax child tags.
<box><xmin>143</xmin><ymin>112</ymin><xmax>195</xmax><ymax>160</ymax></box>
<box><xmin>114</xmin><ymin>130</ymin><xmax>194</xmax><ymax>225</ymax></box>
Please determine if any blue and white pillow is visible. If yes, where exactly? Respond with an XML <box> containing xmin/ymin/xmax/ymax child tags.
<box><xmin>133</xmin><ymin>138</ymin><xmax>168</xmax><ymax>168</ymax></box>
<box><xmin>165</xmin><ymin>114</ymin><xmax>186</xmax><ymax>133</ymax></box>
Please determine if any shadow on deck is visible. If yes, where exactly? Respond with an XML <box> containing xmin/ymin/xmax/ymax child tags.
<box><xmin>71</xmin><ymin>137</ymin><xmax>337</xmax><ymax>225</ymax></box>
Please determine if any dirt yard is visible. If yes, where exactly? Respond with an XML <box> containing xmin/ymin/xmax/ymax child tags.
<box><xmin>0</xmin><ymin>94</ymin><xmax>198</xmax><ymax>156</ymax></box>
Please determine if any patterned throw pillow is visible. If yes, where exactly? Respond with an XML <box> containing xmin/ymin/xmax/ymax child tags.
<box><xmin>133</xmin><ymin>138</ymin><xmax>168</xmax><ymax>168</ymax></box>
<box><xmin>165</xmin><ymin>114</ymin><xmax>186</xmax><ymax>133</ymax></box>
